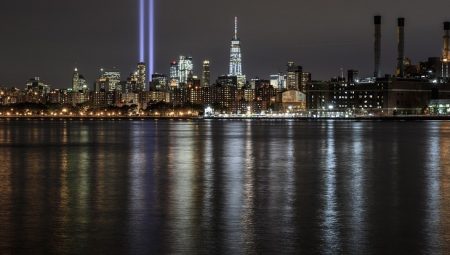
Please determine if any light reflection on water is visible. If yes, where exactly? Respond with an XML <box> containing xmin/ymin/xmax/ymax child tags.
<box><xmin>321</xmin><ymin>121</ymin><xmax>339</xmax><ymax>254</ymax></box>
<box><xmin>1</xmin><ymin>119</ymin><xmax>450</xmax><ymax>254</ymax></box>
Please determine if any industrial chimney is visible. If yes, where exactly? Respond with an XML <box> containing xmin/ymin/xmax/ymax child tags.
<box><xmin>396</xmin><ymin>18</ymin><xmax>405</xmax><ymax>78</ymax></box>
<box><xmin>443</xmin><ymin>22</ymin><xmax>450</xmax><ymax>78</ymax></box>
<box><xmin>374</xmin><ymin>16</ymin><xmax>381</xmax><ymax>78</ymax></box>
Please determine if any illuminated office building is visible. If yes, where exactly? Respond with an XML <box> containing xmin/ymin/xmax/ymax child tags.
<box><xmin>202</xmin><ymin>60</ymin><xmax>211</xmax><ymax>87</ymax></box>
<box><xmin>286</xmin><ymin>62</ymin><xmax>302</xmax><ymax>91</ymax></box>
<box><xmin>95</xmin><ymin>70</ymin><xmax>121</xmax><ymax>92</ymax></box>
<box><xmin>229</xmin><ymin>17</ymin><xmax>242</xmax><ymax>76</ymax></box>
<box><xmin>270</xmin><ymin>73</ymin><xmax>287</xmax><ymax>90</ymax></box>
<box><xmin>169</xmin><ymin>60</ymin><xmax>179</xmax><ymax>88</ymax></box>
<box><xmin>178</xmin><ymin>56</ymin><xmax>193</xmax><ymax>84</ymax></box>
<box><xmin>136</xmin><ymin>62</ymin><xmax>146</xmax><ymax>92</ymax></box>
<box><xmin>72</xmin><ymin>68</ymin><xmax>88</xmax><ymax>92</ymax></box>
<box><xmin>229</xmin><ymin>17</ymin><xmax>246</xmax><ymax>87</ymax></box>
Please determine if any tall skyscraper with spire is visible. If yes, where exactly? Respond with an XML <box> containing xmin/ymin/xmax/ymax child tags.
<box><xmin>229</xmin><ymin>17</ymin><xmax>242</xmax><ymax>76</ymax></box>
<box><xmin>228</xmin><ymin>17</ymin><xmax>246</xmax><ymax>87</ymax></box>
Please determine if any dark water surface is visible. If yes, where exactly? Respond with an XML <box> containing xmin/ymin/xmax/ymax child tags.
<box><xmin>1</xmin><ymin>119</ymin><xmax>450</xmax><ymax>254</ymax></box>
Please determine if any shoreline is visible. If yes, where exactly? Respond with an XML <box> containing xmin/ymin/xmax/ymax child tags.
<box><xmin>1</xmin><ymin>115</ymin><xmax>450</xmax><ymax>121</ymax></box>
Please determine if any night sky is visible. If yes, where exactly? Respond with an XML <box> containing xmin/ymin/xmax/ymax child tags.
<box><xmin>0</xmin><ymin>0</ymin><xmax>449</xmax><ymax>88</ymax></box>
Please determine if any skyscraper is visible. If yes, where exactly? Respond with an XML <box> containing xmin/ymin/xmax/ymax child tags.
<box><xmin>286</xmin><ymin>62</ymin><xmax>302</xmax><ymax>91</ymax></box>
<box><xmin>72</xmin><ymin>68</ymin><xmax>88</xmax><ymax>92</ymax></box>
<box><xmin>202</xmin><ymin>60</ymin><xmax>211</xmax><ymax>87</ymax></box>
<box><xmin>137</xmin><ymin>62</ymin><xmax>146</xmax><ymax>92</ymax></box>
<box><xmin>229</xmin><ymin>17</ymin><xmax>243</xmax><ymax>76</ymax></box>
<box><xmin>270</xmin><ymin>73</ymin><xmax>287</xmax><ymax>90</ymax></box>
<box><xmin>228</xmin><ymin>17</ymin><xmax>246</xmax><ymax>87</ymax></box>
<box><xmin>95</xmin><ymin>70</ymin><xmax>121</xmax><ymax>92</ymax></box>
<box><xmin>169</xmin><ymin>60</ymin><xmax>179</xmax><ymax>88</ymax></box>
<box><xmin>178</xmin><ymin>56</ymin><xmax>193</xmax><ymax>84</ymax></box>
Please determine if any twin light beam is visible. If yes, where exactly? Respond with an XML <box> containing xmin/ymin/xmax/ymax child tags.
<box><xmin>139</xmin><ymin>0</ymin><xmax>155</xmax><ymax>77</ymax></box>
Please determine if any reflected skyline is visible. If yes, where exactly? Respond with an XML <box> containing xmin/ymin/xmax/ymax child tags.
<box><xmin>1</xmin><ymin>120</ymin><xmax>450</xmax><ymax>254</ymax></box>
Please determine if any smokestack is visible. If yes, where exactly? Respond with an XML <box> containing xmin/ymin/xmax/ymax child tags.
<box><xmin>374</xmin><ymin>16</ymin><xmax>381</xmax><ymax>78</ymax></box>
<box><xmin>396</xmin><ymin>18</ymin><xmax>405</xmax><ymax>78</ymax></box>
<box><xmin>444</xmin><ymin>22</ymin><xmax>449</xmax><ymax>61</ymax></box>
<box><xmin>443</xmin><ymin>22</ymin><xmax>450</xmax><ymax>78</ymax></box>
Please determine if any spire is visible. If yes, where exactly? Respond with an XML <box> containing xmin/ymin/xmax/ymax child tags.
<box><xmin>234</xmin><ymin>16</ymin><xmax>238</xmax><ymax>40</ymax></box>
<box><xmin>229</xmin><ymin>16</ymin><xmax>243</xmax><ymax>77</ymax></box>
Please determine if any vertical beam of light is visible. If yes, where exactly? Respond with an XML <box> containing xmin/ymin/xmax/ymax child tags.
<box><xmin>148</xmin><ymin>0</ymin><xmax>155</xmax><ymax>76</ymax></box>
<box><xmin>139</xmin><ymin>0</ymin><xmax>145</xmax><ymax>62</ymax></box>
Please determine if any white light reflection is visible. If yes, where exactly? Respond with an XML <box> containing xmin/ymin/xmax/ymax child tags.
<box><xmin>169</xmin><ymin>122</ymin><xmax>196</xmax><ymax>253</ymax></box>
<box><xmin>202</xmin><ymin>120</ymin><xmax>213</xmax><ymax>225</ymax></box>
<box><xmin>349</xmin><ymin>122</ymin><xmax>368</xmax><ymax>253</ymax></box>
<box><xmin>241</xmin><ymin>120</ymin><xmax>256</xmax><ymax>254</ymax></box>
<box><xmin>267</xmin><ymin>120</ymin><xmax>295</xmax><ymax>250</ymax></box>
<box><xmin>128</xmin><ymin>122</ymin><xmax>149</xmax><ymax>251</ymax></box>
<box><xmin>321</xmin><ymin>121</ymin><xmax>340</xmax><ymax>253</ymax></box>
<box><xmin>424</xmin><ymin>122</ymin><xmax>441</xmax><ymax>252</ymax></box>
<box><xmin>285</xmin><ymin>121</ymin><xmax>295</xmax><ymax>225</ymax></box>
<box><xmin>224</xmin><ymin>121</ymin><xmax>246</xmax><ymax>252</ymax></box>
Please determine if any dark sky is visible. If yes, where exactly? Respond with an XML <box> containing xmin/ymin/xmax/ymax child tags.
<box><xmin>0</xmin><ymin>0</ymin><xmax>449</xmax><ymax>88</ymax></box>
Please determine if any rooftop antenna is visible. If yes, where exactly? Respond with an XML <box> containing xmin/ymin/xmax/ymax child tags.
<box><xmin>234</xmin><ymin>17</ymin><xmax>238</xmax><ymax>39</ymax></box>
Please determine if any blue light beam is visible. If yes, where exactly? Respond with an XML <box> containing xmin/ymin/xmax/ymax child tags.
<box><xmin>148</xmin><ymin>0</ymin><xmax>155</xmax><ymax>76</ymax></box>
<box><xmin>139</xmin><ymin>0</ymin><xmax>145</xmax><ymax>62</ymax></box>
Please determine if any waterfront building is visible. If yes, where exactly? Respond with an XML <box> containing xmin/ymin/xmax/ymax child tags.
<box><xmin>306</xmin><ymin>80</ymin><xmax>332</xmax><ymax>111</ymax></box>
<box><xmin>140</xmin><ymin>91</ymin><xmax>171</xmax><ymax>108</ymax></box>
<box><xmin>118</xmin><ymin>92</ymin><xmax>140</xmax><ymax>107</ymax></box>
<box><xmin>90</xmin><ymin>91</ymin><xmax>116</xmax><ymax>107</ymax></box>
<box><xmin>25</xmin><ymin>77</ymin><xmax>50</xmax><ymax>103</ymax></box>
<box><xmin>330</xmin><ymin>76</ymin><xmax>350</xmax><ymax>110</ymax></box>
<box><xmin>281</xmin><ymin>90</ymin><xmax>307</xmax><ymax>112</ymax></box>
<box><xmin>0</xmin><ymin>87</ymin><xmax>24</xmax><ymax>105</ymax></box>
<box><xmin>68</xmin><ymin>91</ymin><xmax>90</xmax><ymax>105</ymax></box>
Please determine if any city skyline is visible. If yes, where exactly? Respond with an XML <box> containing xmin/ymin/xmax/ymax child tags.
<box><xmin>0</xmin><ymin>0</ymin><xmax>449</xmax><ymax>88</ymax></box>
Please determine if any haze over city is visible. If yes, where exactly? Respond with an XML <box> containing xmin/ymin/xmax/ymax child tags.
<box><xmin>0</xmin><ymin>0</ymin><xmax>449</xmax><ymax>88</ymax></box>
